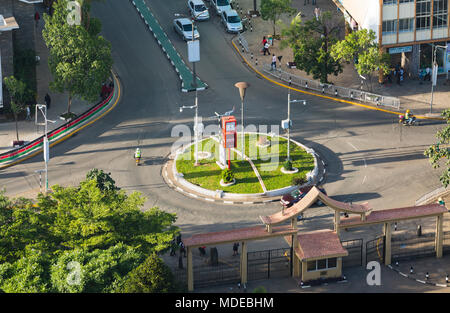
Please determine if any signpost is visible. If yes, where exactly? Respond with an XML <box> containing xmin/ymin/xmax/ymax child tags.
<box><xmin>221</xmin><ymin>116</ymin><xmax>237</xmax><ymax>170</ymax></box>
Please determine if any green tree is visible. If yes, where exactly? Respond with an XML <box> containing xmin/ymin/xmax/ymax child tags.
<box><xmin>281</xmin><ymin>12</ymin><xmax>344</xmax><ymax>83</ymax></box>
<box><xmin>50</xmin><ymin>243</ymin><xmax>144</xmax><ymax>293</ymax></box>
<box><xmin>330</xmin><ymin>29</ymin><xmax>391</xmax><ymax>91</ymax></box>
<box><xmin>0</xmin><ymin>247</ymin><xmax>53</xmax><ymax>293</ymax></box>
<box><xmin>3</xmin><ymin>76</ymin><xmax>32</xmax><ymax>141</ymax></box>
<box><xmin>260</xmin><ymin>0</ymin><xmax>296</xmax><ymax>38</ymax></box>
<box><xmin>86</xmin><ymin>168</ymin><xmax>119</xmax><ymax>192</ymax></box>
<box><xmin>43</xmin><ymin>0</ymin><xmax>113</xmax><ymax>113</ymax></box>
<box><xmin>425</xmin><ymin>109</ymin><xmax>450</xmax><ymax>187</ymax></box>
<box><xmin>120</xmin><ymin>253</ymin><xmax>179</xmax><ymax>293</ymax></box>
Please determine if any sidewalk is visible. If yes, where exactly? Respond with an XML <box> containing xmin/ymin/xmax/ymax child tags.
<box><xmin>0</xmin><ymin>4</ymin><xmax>92</xmax><ymax>154</ymax></box>
<box><xmin>235</xmin><ymin>0</ymin><xmax>449</xmax><ymax>116</ymax></box>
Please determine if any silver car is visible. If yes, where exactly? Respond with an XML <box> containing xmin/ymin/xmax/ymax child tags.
<box><xmin>220</xmin><ymin>9</ymin><xmax>243</xmax><ymax>33</ymax></box>
<box><xmin>173</xmin><ymin>18</ymin><xmax>200</xmax><ymax>41</ymax></box>
<box><xmin>188</xmin><ymin>0</ymin><xmax>210</xmax><ymax>21</ymax></box>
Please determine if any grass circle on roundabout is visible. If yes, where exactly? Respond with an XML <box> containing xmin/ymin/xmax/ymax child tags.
<box><xmin>175</xmin><ymin>133</ymin><xmax>315</xmax><ymax>194</ymax></box>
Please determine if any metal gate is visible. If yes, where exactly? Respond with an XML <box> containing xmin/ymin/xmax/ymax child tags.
<box><xmin>341</xmin><ymin>239</ymin><xmax>363</xmax><ymax>268</ymax></box>
<box><xmin>192</xmin><ymin>258</ymin><xmax>241</xmax><ymax>288</ymax></box>
<box><xmin>247</xmin><ymin>248</ymin><xmax>291</xmax><ymax>282</ymax></box>
<box><xmin>366</xmin><ymin>236</ymin><xmax>384</xmax><ymax>265</ymax></box>
<box><xmin>391</xmin><ymin>233</ymin><xmax>436</xmax><ymax>262</ymax></box>
<box><xmin>444</xmin><ymin>231</ymin><xmax>450</xmax><ymax>256</ymax></box>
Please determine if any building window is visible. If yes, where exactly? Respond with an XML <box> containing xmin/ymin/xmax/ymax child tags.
<box><xmin>382</xmin><ymin>20</ymin><xmax>398</xmax><ymax>34</ymax></box>
<box><xmin>400</xmin><ymin>0</ymin><xmax>414</xmax><ymax>2</ymax></box>
<box><xmin>328</xmin><ymin>258</ymin><xmax>337</xmax><ymax>268</ymax></box>
<box><xmin>306</xmin><ymin>258</ymin><xmax>338</xmax><ymax>272</ymax></box>
<box><xmin>399</xmin><ymin>18</ymin><xmax>414</xmax><ymax>31</ymax></box>
<box><xmin>416</xmin><ymin>0</ymin><xmax>431</xmax><ymax>30</ymax></box>
<box><xmin>383</xmin><ymin>0</ymin><xmax>397</xmax><ymax>4</ymax></box>
<box><xmin>433</xmin><ymin>0</ymin><xmax>448</xmax><ymax>28</ymax></box>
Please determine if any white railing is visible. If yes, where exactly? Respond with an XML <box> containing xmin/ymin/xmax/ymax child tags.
<box><xmin>261</xmin><ymin>64</ymin><xmax>401</xmax><ymax>109</ymax></box>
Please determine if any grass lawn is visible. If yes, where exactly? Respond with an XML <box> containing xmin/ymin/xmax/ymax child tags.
<box><xmin>175</xmin><ymin>134</ymin><xmax>315</xmax><ymax>194</ymax></box>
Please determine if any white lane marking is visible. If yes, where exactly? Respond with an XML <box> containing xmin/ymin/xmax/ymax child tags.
<box><xmin>362</xmin><ymin>175</ymin><xmax>367</xmax><ymax>184</ymax></box>
<box><xmin>204</xmin><ymin>198</ymin><xmax>214</xmax><ymax>202</ymax></box>
<box><xmin>224</xmin><ymin>201</ymin><xmax>234</xmax><ymax>204</ymax></box>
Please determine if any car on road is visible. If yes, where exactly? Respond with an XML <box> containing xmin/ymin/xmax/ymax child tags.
<box><xmin>211</xmin><ymin>0</ymin><xmax>231</xmax><ymax>15</ymax></box>
<box><xmin>173</xmin><ymin>18</ymin><xmax>200</xmax><ymax>41</ymax></box>
<box><xmin>188</xmin><ymin>0</ymin><xmax>210</xmax><ymax>21</ymax></box>
<box><xmin>220</xmin><ymin>9</ymin><xmax>243</xmax><ymax>33</ymax></box>
<box><xmin>280</xmin><ymin>185</ymin><xmax>327</xmax><ymax>209</ymax></box>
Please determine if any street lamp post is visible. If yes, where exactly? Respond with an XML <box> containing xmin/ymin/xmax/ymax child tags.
<box><xmin>36</xmin><ymin>104</ymin><xmax>55</xmax><ymax>194</ymax></box>
<box><xmin>234</xmin><ymin>82</ymin><xmax>249</xmax><ymax>160</ymax></box>
<box><xmin>285</xmin><ymin>78</ymin><xmax>306</xmax><ymax>161</ymax></box>
<box><xmin>430</xmin><ymin>44</ymin><xmax>448</xmax><ymax>114</ymax></box>
<box><xmin>175</xmin><ymin>12</ymin><xmax>202</xmax><ymax>165</ymax></box>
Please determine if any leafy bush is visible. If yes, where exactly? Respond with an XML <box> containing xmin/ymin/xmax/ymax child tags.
<box><xmin>222</xmin><ymin>169</ymin><xmax>235</xmax><ymax>183</ymax></box>
<box><xmin>283</xmin><ymin>160</ymin><xmax>293</xmax><ymax>171</ymax></box>
<box><xmin>292</xmin><ymin>176</ymin><xmax>307</xmax><ymax>186</ymax></box>
<box><xmin>252</xmin><ymin>286</ymin><xmax>267</xmax><ymax>293</ymax></box>
<box><xmin>119</xmin><ymin>253</ymin><xmax>179</xmax><ymax>293</ymax></box>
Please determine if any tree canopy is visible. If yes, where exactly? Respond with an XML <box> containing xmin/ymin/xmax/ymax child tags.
<box><xmin>43</xmin><ymin>0</ymin><xmax>113</xmax><ymax>113</ymax></box>
<box><xmin>0</xmin><ymin>170</ymin><xmax>179</xmax><ymax>292</ymax></box>
<box><xmin>425</xmin><ymin>109</ymin><xmax>450</xmax><ymax>187</ymax></box>
<box><xmin>260</xmin><ymin>0</ymin><xmax>296</xmax><ymax>37</ymax></box>
<box><xmin>281</xmin><ymin>12</ymin><xmax>344</xmax><ymax>83</ymax></box>
<box><xmin>330</xmin><ymin>29</ymin><xmax>391</xmax><ymax>91</ymax></box>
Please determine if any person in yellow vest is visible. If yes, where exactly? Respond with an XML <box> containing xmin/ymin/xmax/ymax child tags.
<box><xmin>134</xmin><ymin>148</ymin><xmax>141</xmax><ymax>164</ymax></box>
<box><xmin>405</xmin><ymin>109</ymin><xmax>415</xmax><ymax>125</ymax></box>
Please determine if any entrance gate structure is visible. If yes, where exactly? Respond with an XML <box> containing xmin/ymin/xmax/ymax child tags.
<box><xmin>184</xmin><ymin>187</ymin><xmax>448</xmax><ymax>291</ymax></box>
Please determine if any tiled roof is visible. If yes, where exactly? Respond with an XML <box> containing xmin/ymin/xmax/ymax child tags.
<box><xmin>296</xmin><ymin>229</ymin><xmax>348</xmax><ymax>261</ymax></box>
<box><xmin>183</xmin><ymin>225</ymin><xmax>298</xmax><ymax>248</ymax></box>
<box><xmin>340</xmin><ymin>204</ymin><xmax>447</xmax><ymax>227</ymax></box>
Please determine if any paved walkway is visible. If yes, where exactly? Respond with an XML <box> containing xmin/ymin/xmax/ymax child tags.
<box><xmin>235</xmin><ymin>0</ymin><xmax>450</xmax><ymax>116</ymax></box>
<box><xmin>0</xmin><ymin>4</ymin><xmax>101</xmax><ymax>154</ymax></box>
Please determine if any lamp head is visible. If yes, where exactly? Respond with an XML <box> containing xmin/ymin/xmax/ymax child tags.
<box><xmin>234</xmin><ymin>82</ymin><xmax>249</xmax><ymax>101</ymax></box>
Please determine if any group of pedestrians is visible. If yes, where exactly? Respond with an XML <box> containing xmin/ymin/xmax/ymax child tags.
<box><xmin>261</xmin><ymin>37</ymin><xmax>277</xmax><ymax>71</ymax></box>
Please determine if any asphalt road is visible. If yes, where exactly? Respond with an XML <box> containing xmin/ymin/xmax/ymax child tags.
<box><xmin>0</xmin><ymin>0</ymin><xmax>445</xmax><ymax>238</ymax></box>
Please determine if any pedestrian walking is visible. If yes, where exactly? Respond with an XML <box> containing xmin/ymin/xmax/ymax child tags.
<box><xmin>232</xmin><ymin>242</ymin><xmax>239</xmax><ymax>256</ymax></box>
<box><xmin>264</xmin><ymin>42</ymin><xmax>270</xmax><ymax>55</ymax></box>
<box><xmin>179</xmin><ymin>241</ymin><xmax>186</xmax><ymax>257</ymax></box>
<box><xmin>399</xmin><ymin>67</ymin><xmax>404</xmax><ymax>85</ymax></box>
<box><xmin>198</xmin><ymin>246</ymin><xmax>206</xmax><ymax>256</ymax></box>
<box><xmin>34</xmin><ymin>11</ymin><xmax>40</xmax><ymax>27</ymax></box>
<box><xmin>26</xmin><ymin>105</ymin><xmax>31</xmax><ymax>121</ymax></box>
<box><xmin>314</xmin><ymin>7</ymin><xmax>321</xmax><ymax>20</ymax></box>
<box><xmin>271</xmin><ymin>54</ymin><xmax>277</xmax><ymax>70</ymax></box>
<box><xmin>44</xmin><ymin>93</ymin><xmax>51</xmax><ymax>110</ymax></box>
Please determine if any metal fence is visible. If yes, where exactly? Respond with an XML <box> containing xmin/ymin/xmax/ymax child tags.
<box><xmin>247</xmin><ymin>247</ymin><xmax>292</xmax><ymax>282</ymax></box>
<box><xmin>341</xmin><ymin>239</ymin><xmax>363</xmax><ymax>268</ymax></box>
<box><xmin>366</xmin><ymin>236</ymin><xmax>384</xmax><ymax>265</ymax></box>
<box><xmin>391</xmin><ymin>233</ymin><xmax>436</xmax><ymax>262</ymax></box>
<box><xmin>261</xmin><ymin>64</ymin><xmax>401</xmax><ymax>109</ymax></box>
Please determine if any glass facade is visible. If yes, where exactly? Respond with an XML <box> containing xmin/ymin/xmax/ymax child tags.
<box><xmin>383</xmin><ymin>20</ymin><xmax>398</xmax><ymax>34</ymax></box>
<box><xmin>399</xmin><ymin>18</ymin><xmax>415</xmax><ymax>31</ymax></box>
<box><xmin>433</xmin><ymin>0</ymin><xmax>448</xmax><ymax>28</ymax></box>
<box><xmin>416</xmin><ymin>0</ymin><xmax>431</xmax><ymax>30</ymax></box>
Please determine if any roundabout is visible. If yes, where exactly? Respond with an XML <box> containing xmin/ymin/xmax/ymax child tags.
<box><xmin>163</xmin><ymin>132</ymin><xmax>324</xmax><ymax>203</ymax></box>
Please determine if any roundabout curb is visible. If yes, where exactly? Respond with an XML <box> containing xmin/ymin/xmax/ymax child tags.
<box><xmin>161</xmin><ymin>133</ymin><xmax>327</xmax><ymax>205</ymax></box>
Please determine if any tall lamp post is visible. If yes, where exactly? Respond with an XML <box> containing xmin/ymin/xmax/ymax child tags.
<box><xmin>175</xmin><ymin>13</ymin><xmax>202</xmax><ymax>165</ymax></box>
<box><xmin>234</xmin><ymin>82</ymin><xmax>249</xmax><ymax>160</ymax></box>
<box><xmin>430</xmin><ymin>44</ymin><xmax>448</xmax><ymax>114</ymax></box>
<box><xmin>36</xmin><ymin>104</ymin><xmax>55</xmax><ymax>194</ymax></box>
<box><xmin>283</xmin><ymin>78</ymin><xmax>306</xmax><ymax>161</ymax></box>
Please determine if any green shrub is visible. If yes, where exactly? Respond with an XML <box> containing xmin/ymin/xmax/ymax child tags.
<box><xmin>292</xmin><ymin>176</ymin><xmax>307</xmax><ymax>186</ymax></box>
<box><xmin>221</xmin><ymin>169</ymin><xmax>235</xmax><ymax>183</ymax></box>
<box><xmin>252</xmin><ymin>286</ymin><xmax>267</xmax><ymax>293</ymax></box>
<box><xmin>283</xmin><ymin>160</ymin><xmax>293</xmax><ymax>171</ymax></box>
